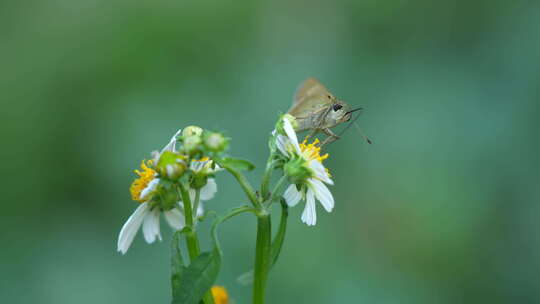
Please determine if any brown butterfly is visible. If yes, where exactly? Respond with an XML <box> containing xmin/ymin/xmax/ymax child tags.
<box><xmin>288</xmin><ymin>78</ymin><xmax>370</xmax><ymax>146</ymax></box>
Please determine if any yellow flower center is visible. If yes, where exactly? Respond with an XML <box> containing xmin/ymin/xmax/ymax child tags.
<box><xmin>129</xmin><ymin>160</ymin><xmax>156</xmax><ymax>203</ymax></box>
<box><xmin>300</xmin><ymin>138</ymin><xmax>331</xmax><ymax>177</ymax></box>
<box><xmin>211</xmin><ymin>286</ymin><xmax>228</xmax><ymax>304</ymax></box>
<box><xmin>300</xmin><ymin>138</ymin><xmax>329</xmax><ymax>163</ymax></box>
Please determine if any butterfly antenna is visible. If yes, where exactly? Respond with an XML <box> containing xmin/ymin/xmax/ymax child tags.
<box><xmin>338</xmin><ymin>108</ymin><xmax>372</xmax><ymax>144</ymax></box>
<box><xmin>354</xmin><ymin>122</ymin><xmax>372</xmax><ymax>144</ymax></box>
<box><xmin>338</xmin><ymin>111</ymin><xmax>361</xmax><ymax>137</ymax></box>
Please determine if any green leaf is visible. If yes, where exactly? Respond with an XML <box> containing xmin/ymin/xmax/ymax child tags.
<box><xmin>218</xmin><ymin>157</ymin><xmax>256</xmax><ymax>171</ymax></box>
<box><xmin>170</xmin><ymin>231</ymin><xmax>187</xmax><ymax>293</ymax></box>
<box><xmin>171</xmin><ymin>251</ymin><xmax>221</xmax><ymax>304</ymax></box>
<box><xmin>270</xmin><ymin>199</ymin><xmax>289</xmax><ymax>265</ymax></box>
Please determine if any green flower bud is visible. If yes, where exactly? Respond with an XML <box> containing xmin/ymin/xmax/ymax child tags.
<box><xmin>283</xmin><ymin>157</ymin><xmax>312</xmax><ymax>184</ymax></box>
<box><xmin>156</xmin><ymin>151</ymin><xmax>187</xmax><ymax>180</ymax></box>
<box><xmin>182</xmin><ymin>135</ymin><xmax>202</xmax><ymax>154</ymax></box>
<box><xmin>182</xmin><ymin>126</ymin><xmax>203</xmax><ymax>137</ymax></box>
<box><xmin>191</xmin><ymin>174</ymin><xmax>208</xmax><ymax>190</ymax></box>
<box><xmin>154</xmin><ymin>181</ymin><xmax>180</xmax><ymax>210</ymax></box>
<box><xmin>204</xmin><ymin>132</ymin><xmax>228</xmax><ymax>152</ymax></box>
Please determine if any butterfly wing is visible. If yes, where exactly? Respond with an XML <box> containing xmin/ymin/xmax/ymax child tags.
<box><xmin>288</xmin><ymin>78</ymin><xmax>336</xmax><ymax>118</ymax></box>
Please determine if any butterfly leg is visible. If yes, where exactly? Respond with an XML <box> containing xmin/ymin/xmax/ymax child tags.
<box><xmin>320</xmin><ymin>128</ymin><xmax>340</xmax><ymax>147</ymax></box>
<box><xmin>303</xmin><ymin>129</ymin><xmax>319</xmax><ymax>143</ymax></box>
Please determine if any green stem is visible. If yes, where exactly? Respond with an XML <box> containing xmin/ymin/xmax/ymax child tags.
<box><xmin>219</xmin><ymin>162</ymin><xmax>260</xmax><ymax>207</ymax></box>
<box><xmin>177</xmin><ymin>183</ymin><xmax>214</xmax><ymax>304</ymax></box>
<box><xmin>260</xmin><ymin>154</ymin><xmax>276</xmax><ymax>200</ymax></box>
<box><xmin>268</xmin><ymin>176</ymin><xmax>287</xmax><ymax>206</ymax></box>
<box><xmin>211</xmin><ymin>206</ymin><xmax>258</xmax><ymax>256</ymax></box>
<box><xmin>253</xmin><ymin>211</ymin><xmax>272</xmax><ymax>304</ymax></box>
<box><xmin>177</xmin><ymin>183</ymin><xmax>194</xmax><ymax>227</ymax></box>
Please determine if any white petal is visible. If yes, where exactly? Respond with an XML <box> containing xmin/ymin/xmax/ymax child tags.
<box><xmin>283</xmin><ymin>184</ymin><xmax>302</xmax><ymax>207</ymax></box>
<box><xmin>309</xmin><ymin>160</ymin><xmax>333</xmax><ymax>185</ymax></box>
<box><xmin>151</xmin><ymin>150</ymin><xmax>161</xmax><ymax>164</ymax></box>
<box><xmin>117</xmin><ymin>203</ymin><xmax>150</xmax><ymax>254</ymax></box>
<box><xmin>140</xmin><ymin>178</ymin><xmax>160</xmax><ymax>201</ymax></box>
<box><xmin>309</xmin><ymin>178</ymin><xmax>334</xmax><ymax>212</ymax></box>
<box><xmin>161</xmin><ymin>140</ymin><xmax>175</xmax><ymax>153</ymax></box>
<box><xmin>283</xmin><ymin>117</ymin><xmax>301</xmax><ymax>154</ymax></box>
<box><xmin>161</xmin><ymin>129</ymin><xmax>182</xmax><ymax>153</ymax></box>
<box><xmin>164</xmin><ymin>208</ymin><xmax>185</xmax><ymax>230</ymax></box>
<box><xmin>200</xmin><ymin>179</ymin><xmax>217</xmax><ymax>201</ymax></box>
<box><xmin>301</xmin><ymin>190</ymin><xmax>317</xmax><ymax>226</ymax></box>
<box><xmin>142</xmin><ymin>208</ymin><xmax>162</xmax><ymax>243</ymax></box>
<box><xmin>275</xmin><ymin>134</ymin><xmax>289</xmax><ymax>156</ymax></box>
<box><xmin>196</xmin><ymin>202</ymin><xmax>205</xmax><ymax>217</ymax></box>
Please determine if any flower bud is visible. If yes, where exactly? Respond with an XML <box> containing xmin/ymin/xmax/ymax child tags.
<box><xmin>156</xmin><ymin>151</ymin><xmax>187</xmax><ymax>180</ymax></box>
<box><xmin>283</xmin><ymin>157</ymin><xmax>311</xmax><ymax>184</ymax></box>
<box><xmin>182</xmin><ymin>125</ymin><xmax>203</xmax><ymax>137</ymax></box>
<box><xmin>191</xmin><ymin>174</ymin><xmax>209</xmax><ymax>189</ymax></box>
<box><xmin>204</xmin><ymin>132</ymin><xmax>228</xmax><ymax>152</ymax></box>
<box><xmin>183</xmin><ymin>135</ymin><xmax>202</xmax><ymax>154</ymax></box>
<box><xmin>155</xmin><ymin>181</ymin><xmax>181</xmax><ymax>210</ymax></box>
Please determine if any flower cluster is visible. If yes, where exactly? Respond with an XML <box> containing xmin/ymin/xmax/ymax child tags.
<box><xmin>274</xmin><ymin>115</ymin><xmax>335</xmax><ymax>226</ymax></box>
<box><xmin>117</xmin><ymin>126</ymin><xmax>228</xmax><ymax>254</ymax></box>
<box><xmin>117</xmin><ymin>78</ymin><xmax>352</xmax><ymax>304</ymax></box>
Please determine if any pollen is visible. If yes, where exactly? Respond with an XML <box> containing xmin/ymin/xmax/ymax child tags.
<box><xmin>211</xmin><ymin>286</ymin><xmax>228</xmax><ymax>304</ymax></box>
<box><xmin>300</xmin><ymin>138</ymin><xmax>329</xmax><ymax>163</ymax></box>
<box><xmin>129</xmin><ymin>160</ymin><xmax>156</xmax><ymax>202</ymax></box>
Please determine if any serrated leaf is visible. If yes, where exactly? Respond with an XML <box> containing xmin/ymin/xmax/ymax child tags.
<box><xmin>218</xmin><ymin>157</ymin><xmax>255</xmax><ymax>171</ymax></box>
<box><xmin>171</xmin><ymin>251</ymin><xmax>221</xmax><ymax>304</ymax></box>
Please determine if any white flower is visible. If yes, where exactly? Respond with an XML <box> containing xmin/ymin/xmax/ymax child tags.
<box><xmin>119</xmin><ymin>128</ymin><xmax>220</xmax><ymax>254</ymax></box>
<box><xmin>275</xmin><ymin>116</ymin><xmax>335</xmax><ymax>226</ymax></box>
<box><xmin>117</xmin><ymin>178</ymin><xmax>215</xmax><ymax>255</ymax></box>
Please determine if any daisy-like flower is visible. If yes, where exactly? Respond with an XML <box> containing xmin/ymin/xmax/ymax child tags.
<box><xmin>119</xmin><ymin>160</ymin><xmax>175</xmax><ymax>254</ymax></box>
<box><xmin>275</xmin><ymin>115</ymin><xmax>335</xmax><ymax>226</ymax></box>
<box><xmin>117</xmin><ymin>128</ymin><xmax>218</xmax><ymax>254</ymax></box>
<box><xmin>118</xmin><ymin>160</ymin><xmax>216</xmax><ymax>254</ymax></box>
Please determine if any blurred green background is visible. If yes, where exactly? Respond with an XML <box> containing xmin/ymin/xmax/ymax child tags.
<box><xmin>2</xmin><ymin>0</ymin><xmax>539</xmax><ymax>303</ymax></box>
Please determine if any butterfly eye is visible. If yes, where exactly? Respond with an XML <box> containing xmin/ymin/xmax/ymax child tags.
<box><xmin>332</xmin><ymin>104</ymin><xmax>343</xmax><ymax>111</ymax></box>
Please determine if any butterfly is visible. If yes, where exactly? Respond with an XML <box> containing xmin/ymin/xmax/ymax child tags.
<box><xmin>288</xmin><ymin>78</ymin><xmax>371</xmax><ymax>146</ymax></box>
